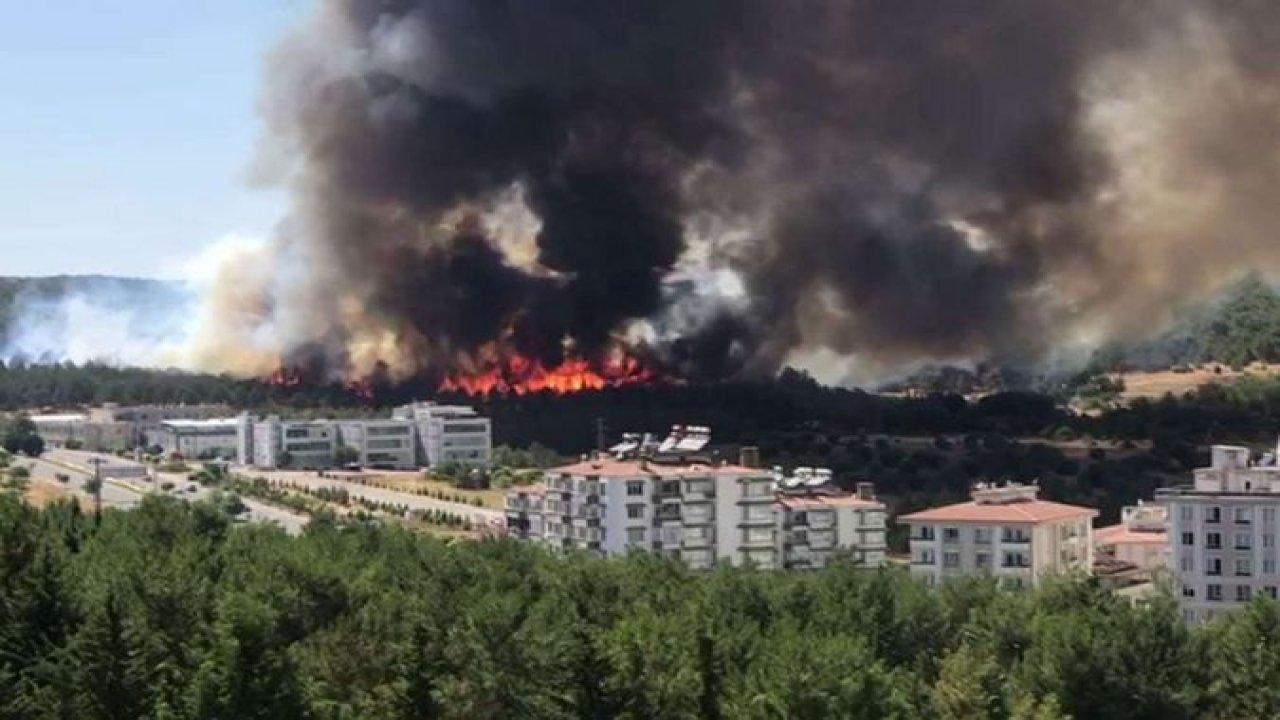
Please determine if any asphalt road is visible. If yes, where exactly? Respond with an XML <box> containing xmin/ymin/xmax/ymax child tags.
<box><xmin>39</xmin><ymin>449</ymin><xmax>308</xmax><ymax>535</ymax></box>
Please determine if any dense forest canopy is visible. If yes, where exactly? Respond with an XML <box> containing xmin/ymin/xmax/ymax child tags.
<box><xmin>3</xmin><ymin>494</ymin><xmax>1280</xmax><ymax>720</ymax></box>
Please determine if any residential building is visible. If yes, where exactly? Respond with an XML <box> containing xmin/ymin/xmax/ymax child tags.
<box><xmin>393</xmin><ymin>402</ymin><xmax>492</xmax><ymax>467</ymax></box>
<box><xmin>504</xmin><ymin>428</ymin><xmax>889</xmax><ymax>571</ymax></box>
<box><xmin>1158</xmin><ymin>443</ymin><xmax>1280</xmax><ymax>623</ymax></box>
<box><xmin>775</xmin><ymin>478</ymin><xmax>887</xmax><ymax>569</ymax></box>
<box><xmin>900</xmin><ymin>483</ymin><xmax>1096</xmax><ymax>589</ymax></box>
<box><xmin>1095</xmin><ymin>502</ymin><xmax>1169</xmax><ymax>572</ymax></box>
<box><xmin>156</xmin><ymin>419</ymin><xmax>240</xmax><ymax>459</ymax></box>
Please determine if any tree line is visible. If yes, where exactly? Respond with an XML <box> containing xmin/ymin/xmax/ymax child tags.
<box><xmin>6</xmin><ymin>494</ymin><xmax>1280</xmax><ymax>719</ymax></box>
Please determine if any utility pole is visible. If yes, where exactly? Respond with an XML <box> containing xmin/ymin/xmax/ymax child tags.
<box><xmin>594</xmin><ymin>417</ymin><xmax>607</xmax><ymax>455</ymax></box>
<box><xmin>87</xmin><ymin>457</ymin><xmax>104</xmax><ymax>516</ymax></box>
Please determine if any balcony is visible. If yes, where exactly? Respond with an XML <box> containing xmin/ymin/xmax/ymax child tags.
<box><xmin>1001</xmin><ymin>535</ymin><xmax>1031</xmax><ymax>545</ymax></box>
<box><xmin>682</xmin><ymin>533</ymin><xmax>712</xmax><ymax>549</ymax></box>
<box><xmin>741</xmin><ymin>533</ymin><xmax>775</xmax><ymax>548</ymax></box>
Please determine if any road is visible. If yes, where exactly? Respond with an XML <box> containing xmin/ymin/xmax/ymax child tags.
<box><xmin>249</xmin><ymin>469</ymin><xmax>504</xmax><ymax>526</ymax></box>
<box><xmin>24</xmin><ymin>455</ymin><xmax>143</xmax><ymax>510</ymax></box>
<box><xmin>38</xmin><ymin>449</ymin><xmax>308</xmax><ymax>535</ymax></box>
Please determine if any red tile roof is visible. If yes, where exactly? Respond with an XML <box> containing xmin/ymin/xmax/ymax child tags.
<box><xmin>899</xmin><ymin>499</ymin><xmax>1097</xmax><ymax>524</ymax></box>
<box><xmin>1094</xmin><ymin>524</ymin><xmax>1166</xmax><ymax>546</ymax></box>
<box><xmin>548</xmin><ymin>459</ymin><xmax>766</xmax><ymax>479</ymax></box>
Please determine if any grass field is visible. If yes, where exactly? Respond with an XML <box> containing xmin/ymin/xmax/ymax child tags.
<box><xmin>23</xmin><ymin>479</ymin><xmax>89</xmax><ymax>510</ymax></box>
<box><xmin>363</xmin><ymin>472</ymin><xmax>507</xmax><ymax>510</ymax></box>
<box><xmin>1115</xmin><ymin>362</ymin><xmax>1280</xmax><ymax>401</ymax></box>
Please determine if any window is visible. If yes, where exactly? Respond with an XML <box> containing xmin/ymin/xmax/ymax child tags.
<box><xmin>915</xmin><ymin>549</ymin><xmax>936</xmax><ymax>565</ymax></box>
<box><xmin>915</xmin><ymin>525</ymin><xmax>936</xmax><ymax>541</ymax></box>
<box><xmin>1266</xmin><ymin>586</ymin><xmax>1278</xmax><ymax>600</ymax></box>
<box><xmin>1207</xmin><ymin>557</ymin><xmax>1223</xmax><ymax>576</ymax></box>
<box><xmin>1182</xmin><ymin>585</ymin><xmax>1196</xmax><ymax>598</ymax></box>
<box><xmin>659</xmin><ymin>480</ymin><xmax>681</xmax><ymax>496</ymax></box>
<box><xmin>1236</xmin><ymin>507</ymin><xmax>1254</xmax><ymax>524</ymax></box>
<box><xmin>626</xmin><ymin>480</ymin><xmax>645</xmax><ymax>497</ymax></box>
<box><xmin>1181</xmin><ymin>532</ymin><xmax>1194</xmax><ymax>546</ymax></box>
<box><xmin>1206</xmin><ymin>532</ymin><xmax>1222</xmax><ymax>550</ymax></box>
<box><xmin>943</xmin><ymin>551</ymin><xmax>960</xmax><ymax>568</ymax></box>
<box><xmin>626</xmin><ymin>528</ymin><xmax>646</xmax><ymax>544</ymax></box>
<box><xmin>1266</xmin><ymin>508</ymin><xmax>1277</xmax><ymax>523</ymax></box>
<box><xmin>1001</xmin><ymin>528</ymin><xmax>1030</xmax><ymax>543</ymax></box>
<box><xmin>686</xmin><ymin>478</ymin><xmax>712</xmax><ymax>495</ymax></box>
<box><xmin>1236</xmin><ymin>585</ymin><xmax>1253</xmax><ymax>603</ymax></box>
<box><xmin>1267</xmin><ymin>534</ymin><xmax>1276</xmax><ymax>549</ymax></box>
<box><xmin>1267</xmin><ymin>558</ymin><xmax>1277</xmax><ymax>574</ymax></box>
<box><xmin>1180</xmin><ymin>505</ymin><xmax>1194</xmax><ymax>522</ymax></box>
<box><xmin>1236</xmin><ymin>533</ymin><xmax>1253</xmax><ymax>550</ymax></box>
<box><xmin>1207</xmin><ymin>584</ymin><xmax>1223</xmax><ymax>602</ymax></box>
<box><xmin>626</xmin><ymin>504</ymin><xmax>645</xmax><ymax>520</ymax></box>
<box><xmin>1236</xmin><ymin>557</ymin><xmax>1253</xmax><ymax>577</ymax></box>
<box><xmin>974</xmin><ymin>527</ymin><xmax>992</xmax><ymax>544</ymax></box>
<box><xmin>1180</xmin><ymin>554</ymin><xmax>1195</xmax><ymax>573</ymax></box>
<box><xmin>1207</xmin><ymin>506</ymin><xmax>1222</xmax><ymax>524</ymax></box>
<box><xmin>976</xmin><ymin>552</ymin><xmax>991</xmax><ymax>569</ymax></box>
<box><xmin>942</xmin><ymin>527</ymin><xmax>960</xmax><ymax>543</ymax></box>
<box><xmin>1002</xmin><ymin>552</ymin><xmax>1029</xmax><ymax>568</ymax></box>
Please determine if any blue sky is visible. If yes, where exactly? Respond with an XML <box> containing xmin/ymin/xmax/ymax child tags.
<box><xmin>0</xmin><ymin>0</ymin><xmax>307</xmax><ymax>278</ymax></box>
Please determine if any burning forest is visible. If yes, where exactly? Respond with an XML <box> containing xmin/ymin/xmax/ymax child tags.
<box><xmin>9</xmin><ymin>1</ymin><xmax>1280</xmax><ymax>395</ymax></box>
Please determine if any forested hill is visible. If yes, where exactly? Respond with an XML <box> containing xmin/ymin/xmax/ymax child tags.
<box><xmin>0</xmin><ymin>275</ymin><xmax>182</xmax><ymax>351</ymax></box>
<box><xmin>1</xmin><ymin>493</ymin><xmax>1278</xmax><ymax>719</ymax></box>
<box><xmin>1094</xmin><ymin>274</ymin><xmax>1280</xmax><ymax>371</ymax></box>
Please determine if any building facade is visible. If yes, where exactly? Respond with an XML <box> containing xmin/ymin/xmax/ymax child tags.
<box><xmin>776</xmin><ymin>483</ymin><xmax>887</xmax><ymax>570</ymax></box>
<box><xmin>1158</xmin><ymin>444</ymin><xmax>1280</xmax><ymax>623</ymax></box>
<box><xmin>157</xmin><ymin>419</ymin><xmax>240</xmax><ymax>459</ymax></box>
<box><xmin>505</xmin><ymin>435</ymin><xmax>888</xmax><ymax>571</ymax></box>
<box><xmin>1095</xmin><ymin>502</ymin><xmax>1169</xmax><ymax>572</ymax></box>
<box><xmin>900</xmin><ymin>483</ymin><xmax>1096</xmax><ymax>589</ymax></box>
<box><xmin>32</xmin><ymin>403</ymin><xmax>231</xmax><ymax>451</ymax></box>
<box><xmin>393</xmin><ymin>402</ymin><xmax>492</xmax><ymax>467</ymax></box>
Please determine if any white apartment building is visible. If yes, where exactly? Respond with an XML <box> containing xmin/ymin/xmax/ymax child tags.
<box><xmin>393</xmin><ymin>402</ymin><xmax>492</xmax><ymax>467</ymax></box>
<box><xmin>505</xmin><ymin>430</ymin><xmax>889</xmax><ymax>571</ymax></box>
<box><xmin>775</xmin><ymin>482</ymin><xmax>887</xmax><ymax>570</ymax></box>
<box><xmin>901</xmin><ymin>483</ymin><xmax>1096</xmax><ymax>589</ymax></box>
<box><xmin>1158</xmin><ymin>443</ymin><xmax>1280</xmax><ymax>623</ymax></box>
<box><xmin>1095</xmin><ymin>501</ymin><xmax>1168</xmax><ymax>572</ymax></box>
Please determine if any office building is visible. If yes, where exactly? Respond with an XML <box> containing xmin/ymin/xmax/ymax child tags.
<box><xmin>900</xmin><ymin>483</ymin><xmax>1096</xmax><ymax>589</ymax></box>
<box><xmin>156</xmin><ymin>419</ymin><xmax>240</xmax><ymax>459</ymax></box>
<box><xmin>393</xmin><ymin>401</ymin><xmax>492</xmax><ymax>467</ymax></box>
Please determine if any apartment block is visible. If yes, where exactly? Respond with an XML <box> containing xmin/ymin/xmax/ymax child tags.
<box><xmin>1095</xmin><ymin>501</ymin><xmax>1168</xmax><ymax>572</ymax></box>
<box><xmin>775</xmin><ymin>490</ymin><xmax>886</xmax><ymax>569</ymax></box>
<box><xmin>901</xmin><ymin>483</ymin><xmax>1096</xmax><ymax>589</ymax></box>
<box><xmin>505</xmin><ymin>428</ymin><xmax>888</xmax><ymax>571</ymax></box>
<box><xmin>1158</xmin><ymin>443</ymin><xmax>1280</xmax><ymax>623</ymax></box>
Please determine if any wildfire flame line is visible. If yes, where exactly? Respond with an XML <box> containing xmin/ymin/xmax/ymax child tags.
<box><xmin>439</xmin><ymin>353</ymin><xmax>654</xmax><ymax>396</ymax></box>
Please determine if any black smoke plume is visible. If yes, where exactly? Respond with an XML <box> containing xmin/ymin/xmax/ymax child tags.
<box><xmin>221</xmin><ymin>0</ymin><xmax>1280</xmax><ymax>385</ymax></box>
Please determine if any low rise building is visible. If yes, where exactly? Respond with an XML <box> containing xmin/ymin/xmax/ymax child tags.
<box><xmin>775</xmin><ymin>481</ymin><xmax>887</xmax><ymax>570</ymax></box>
<box><xmin>1158</xmin><ymin>443</ymin><xmax>1280</xmax><ymax>623</ymax></box>
<box><xmin>157</xmin><ymin>419</ymin><xmax>240</xmax><ymax>459</ymax></box>
<box><xmin>394</xmin><ymin>402</ymin><xmax>492</xmax><ymax>467</ymax></box>
<box><xmin>1095</xmin><ymin>501</ymin><xmax>1169</xmax><ymax>572</ymax></box>
<box><xmin>900</xmin><ymin>483</ymin><xmax>1096</xmax><ymax>589</ymax></box>
<box><xmin>32</xmin><ymin>403</ymin><xmax>232</xmax><ymax>451</ymax></box>
<box><xmin>31</xmin><ymin>413</ymin><xmax>134</xmax><ymax>451</ymax></box>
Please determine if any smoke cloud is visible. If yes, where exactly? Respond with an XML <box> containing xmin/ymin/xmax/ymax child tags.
<box><xmin>186</xmin><ymin>0</ymin><xmax>1280</xmax><ymax>384</ymax></box>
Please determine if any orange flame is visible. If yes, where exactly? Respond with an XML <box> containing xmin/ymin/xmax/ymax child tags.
<box><xmin>439</xmin><ymin>352</ymin><xmax>655</xmax><ymax>396</ymax></box>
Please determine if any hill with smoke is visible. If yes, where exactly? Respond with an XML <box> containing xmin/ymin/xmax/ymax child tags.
<box><xmin>15</xmin><ymin>2</ymin><xmax>1280</xmax><ymax>388</ymax></box>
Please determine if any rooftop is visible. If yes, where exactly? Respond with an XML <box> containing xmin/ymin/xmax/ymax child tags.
<box><xmin>161</xmin><ymin>418</ymin><xmax>241</xmax><ymax>430</ymax></box>
<box><xmin>1095</xmin><ymin>524</ymin><xmax>1167</xmax><ymax>546</ymax></box>
<box><xmin>899</xmin><ymin>499</ymin><xmax>1097</xmax><ymax>525</ymax></box>
<box><xmin>31</xmin><ymin>413</ymin><xmax>90</xmax><ymax>423</ymax></box>
<box><xmin>549</xmin><ymin>458</ymin><xmax>766</xmax><ymax>479</ymax></box>
<box><xmin>775</xmin><ymin>494</ymin><xmax>882</xmax><ymax>510</ymax></box>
